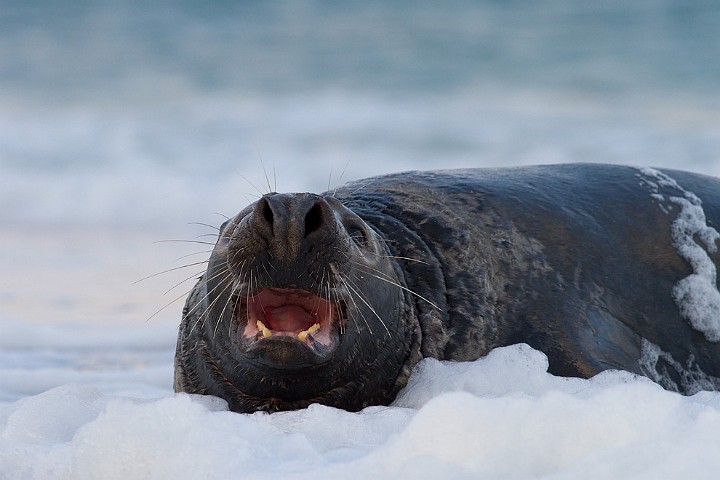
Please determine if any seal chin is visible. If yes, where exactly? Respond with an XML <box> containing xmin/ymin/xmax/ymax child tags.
<box><xmin>235</xmin><ymin>287</ymin><xmax>345</xmax><ymax>369</ymax></box>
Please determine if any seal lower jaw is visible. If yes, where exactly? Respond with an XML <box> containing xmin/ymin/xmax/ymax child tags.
<box><xmin>234</xmin><ymin>288</ymin><xmax>344</xmax><ymax>368</ymax></box>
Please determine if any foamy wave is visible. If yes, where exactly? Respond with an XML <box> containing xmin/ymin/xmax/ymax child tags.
<box><xmin>638</xmin><ymin>167</ymin><xmax>720</xmax><ymax>342</ymax></box>
<box><xmin>2</xmin><ymin>91</ymin><xmax>720</xmax><ymax>228</ymax></box>
<box><xmin>2</xmin><ymin>343</ymin><xmax>720</xmax><ymax>479</ymax></box>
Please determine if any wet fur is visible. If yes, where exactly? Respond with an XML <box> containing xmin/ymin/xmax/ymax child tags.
<box><xmin>175</xmin><ymin>164</ymin><xmax>720</xmax><ymax>412</ymax></box>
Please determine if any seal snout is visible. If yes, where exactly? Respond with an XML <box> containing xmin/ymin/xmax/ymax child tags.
<box><xmin>252</xmin><ymin>193</ymin><xmax>337</xmax><ymax>259</ymax></box>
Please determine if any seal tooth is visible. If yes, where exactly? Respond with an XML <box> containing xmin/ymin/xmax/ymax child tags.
<box><xmin>257</xmin><ymin>320</ymin><xmax>272</xmax><ymax>338</ymax></box>
<box><xmin>297</xmin><ymin>323</ymin><xmax>321</xmax><ymax>342</ymax></box>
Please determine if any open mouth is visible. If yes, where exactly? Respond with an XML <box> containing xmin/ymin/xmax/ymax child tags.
<box><xmin>236</xmin><ymin>288</ymin><xmax>343</xmax><ymax>347</ymax></box>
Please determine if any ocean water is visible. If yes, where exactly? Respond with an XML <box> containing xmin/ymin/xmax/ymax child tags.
<box><xmin>2</xmin><ymin>1</ymin><xmax>720</xmax><ymax>478</ymax></box>
<box><xmin>2</xmin><ymin>0</ymin><xmax>719</xmax><ymax>228</ymax></box>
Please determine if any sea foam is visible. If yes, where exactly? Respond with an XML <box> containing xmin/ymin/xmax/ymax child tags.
<box><xmin>2</xmin><ymin>336</ymin><xmax>720</xmax><ymax>480</ymax></box>
<box><xmin>638</xmin><ymin>167</ymin><xmax>720</xmax><ymax>342</ymax></box>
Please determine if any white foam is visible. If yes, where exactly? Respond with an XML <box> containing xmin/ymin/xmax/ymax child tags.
<box><xmin>638</xmin><ymin>167</ymin><xmax>720</xmax><ymax>342</ymax></box>
<box><xmin>3</xmin><ymin>342</ymin><xmax>720</xmax><ymax>479</ymax></box>
<box><xmin>3</xmin><ymin>89</ymin><xmax>720</xmax><ymax>230</ymax></box>
<box><xmin>639</xmin><ymin>338</ymin><xmax>720</xmax><ymax>394</ymax></box>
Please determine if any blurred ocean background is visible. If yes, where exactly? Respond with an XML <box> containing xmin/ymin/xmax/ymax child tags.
<box><xmin>2</xmin><ymin>0</ymin><xmax>719</xmax><ymax>229</ymax></box>
<box><xmin>3</xmin><ymin>2</ymin><xmax>720</xmax><ymax>478</ymax></box>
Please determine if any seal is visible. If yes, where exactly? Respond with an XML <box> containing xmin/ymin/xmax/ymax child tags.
<box><xmin>174</xmin><ymin>163</ymin><xmax>720</xmax><ymax>413</ymax></box>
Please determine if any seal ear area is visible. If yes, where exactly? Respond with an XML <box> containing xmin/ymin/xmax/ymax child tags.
<box><xmin>324</xmin><ymin>196</ymin><xmax>379</xmax><ymax>252</ymax></box>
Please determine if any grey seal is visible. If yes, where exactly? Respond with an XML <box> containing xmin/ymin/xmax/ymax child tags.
<box><xmin>174</xmin><ymin>163</ymin><xmax>720</xmax><ymax>412</ymax></box>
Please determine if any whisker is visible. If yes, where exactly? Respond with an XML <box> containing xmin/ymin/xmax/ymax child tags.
<box><xmin>164</xmin><ymin>263</ymin><xmax>233</xmax><ymax>315</ymax></box>
<box><xmin>133</xmin><ymin>260</ymin><xmax>210</xmax><ymax>285</ymax></box>
<box><xmin>239</xmin><ymin>173</ymin><xmax>267</xmax><ymax>198</ymax></box>
<box><xmin>164</xmin><ymin>270</ymin><xmax>207</xmax><ymax>296</ymax></box>
<box><xmin>147</xmin><ymin>287</ymin><xmax>198</xmax><ymax>323</ymax></box>
<box><xmin>328</xmin><ymin>274</ymin><xmax>346</xmax><ymax>334</ymax></box>
<box><xmin>374</xmin><ymin>254</ymin><xmax>430</xmax><ymax>265</ymax></box>
<box><xmin>331</xmin><ymin>159</ymin><xmax>352</xmax><ymax>197</ymax></box>
<box><xmin>196</xmin><ymin>233</ymin><xmax>222</xmax><ymax>240</ymax></box>
<box><xmin>343</xmin><ymin>178</ymin><xmax>382</xmax><ymax>198</ymax></box>
<box><xmin>154</xmin><ymin>239</ymin><xmax>217</xmax><ymax>246</ymax></box>
<box><xmin>339</xmin><ymin>275</ymin><xmax>367</xmax><ymax>335</ymax></box>
<box><xmin>185</xmin><ymin>266</ymin><xmax>236</xmax><ymax>319</ymax></box>
<box><xmin>211</xmin><ymin>279</ymin><xmax>238</xmax><ymax>339</ymax></box>
<box><xmin>175</xmin><ymin>250</ymin><xmax>214</xmax><ymax>262</ymax></box>
<box><xmin>228</xmin><ymin>264</ymin><xmax>250</xmax><ymax>339</ymax></box>
<box><xmin>188</xmin><ymin>222</ymin><xmax>221</xmax><ymax>231</ymax></box>
<box><xmin>353</xmin><ymin>263</ymin><xmax>441</xmax><ymax>311</ymax></box>
<box><xmin>260</xmin><ymin>260</ymin><xmax>272</xmax><ymax>278</ymax></box>
<box><xmin>343</xmin><ymin>275</ymin><xmax>390</xmax><ymax>335</ymax></box>
<box><xmin>246</xmin><ymin>270</ymin><xmax>254</xmax><ymax>327</ymax></box>
<box><xmin>227</xmin><ymin>244</ymin><xmax>250</xmax><ymax>271</ymax></box>
<box><xmin>189</xmin><ymin>269</ymin><xmax>234</xmax><ymax>335</ymax></box>
<box><xmin>260</xmin><ymin>156</ymin><xmax>273</xmax><ymax>194</ymax></box>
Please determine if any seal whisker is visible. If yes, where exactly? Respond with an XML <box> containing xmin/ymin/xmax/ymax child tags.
<box><xmin>372</xmin><ymin>254</ymin><xmax>430</xmax><ymax>265</ymax></box>
<box><xmin>188</xmin><ymin>222</ymin><xmax>222</xmax><ymax>231</ymax></box>
<box><xmin>329</xmin><ymin>246</ymin><xmax>352</xmax><ymax>263</ymax></box>
<box><xmin>186</xmin><ymin>266</ymin><xmax>234</xmax><ymax>318</ymax></box>
<box><xmin>197</xmin><ymin>279</ymin><xmax>231</xmax><ymax>332</ymax></box>
<box><xmin>164</xmin><ymin>270</ymin><xmax>207</xmax><ymax>296</ymax></box>
<box><xmin>189</xmin><ymin>269</ymin><xmax>234</xmax><ymax>335</ymax></box>
<box><xmin>133</xmin><ymin>260</ymin><xmax>210</xmax><ymax>285</ymax></box>
<box><xmin>148</xmin><ymin>285</ymin><xmax>204</xmax><ymax>323</ymax></box>
<box><xmin>191</xmin><ymin>262</ymin><xmax>234</xmax><ymax>294</ymax></box>
<box><xmin>260</xmin><ymin>157</ymin><xmax>274</xmax><ymax>194</ymax></box>
<box><xmin>353</xmin><ymin>262</ymin><xmax>441</xmax><ymax>310</ymax></box>
<box><xmin>342</xmin><ymin>275</ymin><xmax>390</xmax><ymax>335</ymax></box>
<box><xmin>150</xmin><ymin>264</ymin><xmax>233</xmax><ymax>324</ymax></box>
<box><xmin>330</xmin><ymin>159</ymin><xmax>352</xmax><ymax>198</ymax></box>
<box><xmin>227</xmin><ymin>247</ymin><xmax>249</xmax><ymax>274</ymax></box>
<box><xmin>211</xmin><ymin>280</ymin><xmax>238</xmax><ymax>340</ymax></box>
<box><xmin>338</xmin><ymin>275</ymin><xmax>369</xmax><ymax>335</ymax></box>
<box><xmin>191</xmin><ymin>285</ymin><xmax>227</xmax><ymax>335</ymax></box>
<box><xmin>246</xmin><ymin>270</ymin><xmax>254</xmax><ymax>329</ymax></box>
<box><xmin>195</xmin><ymin>232</ymin><xmax>224</xmax><ymax>240</ymax></box>
<box><xmin>338</xmin><ymin>178</ymin><xmax>383</xmax><ymax>199</ymax></box>
<box><xmin>228</xmin><ymin>263</ymin><xmax>249</xmax><ymax>339</ymax></box>
<box><xmin>175</xmin><ymin>250</ymin><xmax>214</xmax><ymax>262</ymax></box>
<box><xmin>328</xmin><ymin>276</ymin><xmax>346</xmax><ymax>335</ymax></box>
<box><xmin>239</xmin><ymin>173</ymin><xmax>267</xmax><ymax>198</ymax></box>
<box><xmin>154</xmin><ymin>239</ymin><xmax>217</xmax><ymax>246</ymax></box>
<box><xmin>259</xmin><ymin>260</ymin><xmax>272</xmax><ymax>278</ymax></box>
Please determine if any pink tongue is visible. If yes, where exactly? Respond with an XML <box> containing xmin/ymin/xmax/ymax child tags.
<box><xmin>264</xmin><ymin>305</ymin><xmax>314</xmax><ymax>331</ymax></box>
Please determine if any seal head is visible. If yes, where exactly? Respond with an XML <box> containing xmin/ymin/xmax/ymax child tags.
<box><xmin>175</xmin><ymin>192</ymin><xmax>418</xmax><ymax>412</ymax></box>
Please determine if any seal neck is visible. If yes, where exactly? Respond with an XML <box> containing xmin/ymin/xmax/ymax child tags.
<box><xmin>348</xmin><ymin>205</ymin><xmax>451</xmax><ymax>364</ymax></box>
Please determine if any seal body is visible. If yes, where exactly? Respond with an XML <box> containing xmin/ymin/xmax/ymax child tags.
<box><xmin>175</xmin><ymin>164</ymin><xmax>720</xmax><ymax>412</ymax></box>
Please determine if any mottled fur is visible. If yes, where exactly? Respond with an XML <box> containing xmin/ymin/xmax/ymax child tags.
<box><xmin>176</xmin><ymin>164</ymin><xmax>720</xmax><ymax>412</ymax></box>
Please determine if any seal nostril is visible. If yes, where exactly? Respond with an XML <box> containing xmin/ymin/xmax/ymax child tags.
<box><xmin>304</xmin><ymin>203</ymin><xmax>324</xmax><ymax>237</ymax></box>
<box><xmin>260</xmin><ymin>198</ymin><xmax>274</xmax><ymax>233</ymax></box>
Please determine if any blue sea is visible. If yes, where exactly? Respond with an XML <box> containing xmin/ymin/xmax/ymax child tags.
<box><xmin>2</xmin><ymin>0</ymin><xmax>719</xmax><ymax>228</ymax></box>
<box><xmin>2</xmin><ymin>2</ymin><xmax>720</xmax><ymax>479</ymax></box>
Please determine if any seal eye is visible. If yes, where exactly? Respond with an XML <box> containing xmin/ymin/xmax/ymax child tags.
<box><xmin>347</xmin><ymin>221</ymin><xmax>368</xmax><ymax>247</ymax></box>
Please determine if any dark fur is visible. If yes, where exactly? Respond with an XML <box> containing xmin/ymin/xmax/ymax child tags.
<box><xmin>175</xmin><ymin>164</ymin><xmax>720</xmax><ymax>412</ymax></box>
